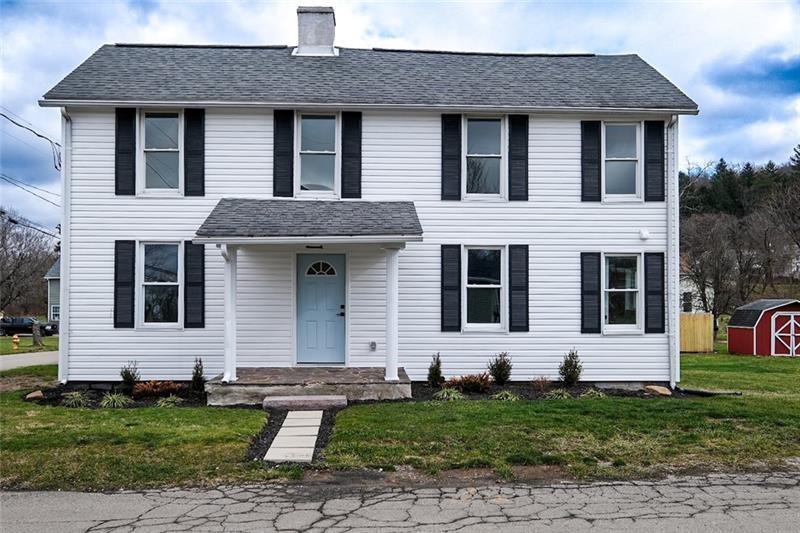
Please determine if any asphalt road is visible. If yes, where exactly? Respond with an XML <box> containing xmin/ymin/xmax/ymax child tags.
<box><xmin>0</xmin><ymin>350</ymin><xmax>58</xmax><ymax>371</ymax></box>
<box><xmin>1</xmin><ymin>472</ymin><xmax>798</xmax><ymax>532</ymax></box>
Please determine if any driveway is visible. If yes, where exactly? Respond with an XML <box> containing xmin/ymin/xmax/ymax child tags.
<box><xmin>0</xmin><ymin>351</ymin><xmax>58</xmax><ymax>371</ymax></box>
<box><xmin>1</xmin><ymin>472</ymin><xmax>798</xmax><ymax>532</ymax></box>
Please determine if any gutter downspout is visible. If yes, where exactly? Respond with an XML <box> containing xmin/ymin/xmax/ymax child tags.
<box><xmin>666</xmin><ymin>114</ymin><xmax>680</xmax><ymax>388</ymax></box>
<box><xmin>58</xmin><ymin>108</ymin><xmax>72</xmax><ymax>384</ymax></box>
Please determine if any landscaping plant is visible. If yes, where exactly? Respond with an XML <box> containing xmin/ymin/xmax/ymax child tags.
<box><xmin>156</xmin><ymin>395</ymin><xmax>184</xmax><ymax>408</ymax></box>
<box><xmin>191</xmin><ymin>357</ymin><xmax>206</xmax><ymax>393</ymax></box>
<box><xmin>446</xmin><ymin>373</ymin><xmax>492</xmax><ymax>393</ymax></box>
<box><xmin>532</xmin><ymin>376</ymin><xmax>551</xmax><ymax>393</ymax></box>
<box><xmin>580</xmin><ymin>388</ymin><xmax>607</xmax><ymax>399</ymax></box>
<box><xmin>544</xmin><ymin>388</ymin><xmax>572</xmax><ymax>400</ymax></box>
<box><xmin>487</xmin><ymin>352</ymin><xmax>512</xmax><ymax>384</ymax></box>
<box><xmin>559</xmin><ymin>349</ymin><xmax>583</xmax><ymax>387</ymax></box>
<box><xmin>427</xmin><ymin>352</ymin><xmax>444</xmax><ymax>387</ymax></box>
<box><xmin>119</xmin><ymin>361</ymin><xmax>140</xmax><ymax>395</ymax></box>
<box><xmin>491</xmin><ymin>390</ymin><xmax>520</xmax><ymax>402</ymax></box>
<box><xmin>100</xmin><ymin>392</ymin><xmax>133</xmax><ymax>408</ymax></box>
<box><xmin>433</xmin><ymin>388</ymin><xmax>465</xmax><ymax>401</ymax></box>
<box><xmin>133</xmin><ymin>380</ymin><xmax>185</xmax><ymax>399</ymax></box>
<box><xmin>61</xmin><ymin>391</ymin><xmax>91</xmax><ymax>408</ymax></box>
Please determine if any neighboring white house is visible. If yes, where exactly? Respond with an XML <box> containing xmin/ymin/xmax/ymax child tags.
<box><xmin>44</xmin><ymin>258</ymin><xmax>60</xmax><ymax>322</ymax></box>
<box><xmin>40</xmin><ymin>7</ymin><xmax>697</xmax><ymax>387</ymax></box>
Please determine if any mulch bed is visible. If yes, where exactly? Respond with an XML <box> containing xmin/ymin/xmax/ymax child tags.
<box><xmin>409</xmin><ymin>381</ymin><xmax>673</xmax><ymax>401</ymax></box>
<box><xmin>34</xmin><ymin>382</ymin><xmax>208</xmax><ymax>408</ymax></box>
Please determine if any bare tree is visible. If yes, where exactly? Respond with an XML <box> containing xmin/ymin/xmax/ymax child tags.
<box><xmin>0</xmin><ymin>207</ymin><xmax>57</xmax><ymax>315</ymax></box>
<box><xmin>766</xmin><ymin>177</ymin><xmax>800</xmax><ymax>250</ymax></box>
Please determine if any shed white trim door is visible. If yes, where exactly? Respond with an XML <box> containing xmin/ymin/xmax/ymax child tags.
<box><xmin>772</xmin><ymin>312</ymin><xmax>800</xmax><ymax>357</ymax></box>
<box><xmin>296</xmin><ymin>254</ymin><xmax>346</xmax><ymax>364</ymax></box>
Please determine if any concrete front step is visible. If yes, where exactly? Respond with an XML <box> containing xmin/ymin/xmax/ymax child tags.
<box><xmin>262</xmin><ymin>395</ymin><xmax>347</xmax><ymax>411</ymax></box>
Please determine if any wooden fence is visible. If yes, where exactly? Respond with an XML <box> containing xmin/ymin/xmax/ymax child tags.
<box><xmin>680</xmin><ymin>313</ymin><xmax>714</xmax><ymax>353</ymax></box>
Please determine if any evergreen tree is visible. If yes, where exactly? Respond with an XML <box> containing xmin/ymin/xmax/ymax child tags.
<box><xmin>789</xmin><ymin>144</ymin><xmax>800</xmax><ymax>179</ymax></box>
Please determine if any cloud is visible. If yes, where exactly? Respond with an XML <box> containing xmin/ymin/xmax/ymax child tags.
<box><xmin>1</xmin><ymin>0</ymin><xmax>799</xmax><ymax>228</ymax></box>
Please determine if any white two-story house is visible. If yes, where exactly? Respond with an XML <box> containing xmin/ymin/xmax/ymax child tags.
<box><xmin>40</xmin><ymin>7</ymin><xmax>697</xmax><ymax>397</ymax></box>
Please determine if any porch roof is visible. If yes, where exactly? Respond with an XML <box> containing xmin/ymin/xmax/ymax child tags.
<box><xmin>194</xmin><ymin>198</ymin><xmax>423</xmax><ymax>244</ymax></box>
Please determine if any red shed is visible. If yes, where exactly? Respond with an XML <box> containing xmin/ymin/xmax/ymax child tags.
<box><xmin>728</xmin><ymin>299</ymin><xmax>800</xmax><ymax>356</ymax></box>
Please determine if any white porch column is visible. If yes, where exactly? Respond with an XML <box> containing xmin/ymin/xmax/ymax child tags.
<box><xmin>384</xmin><ymin>246</ymin><xmax>400</xmax><ymax>381</ymax></box>
<box><xmin>221</xmin><ymin>244</ymin><xmax>238</xmax><ymax>382</ymax></box>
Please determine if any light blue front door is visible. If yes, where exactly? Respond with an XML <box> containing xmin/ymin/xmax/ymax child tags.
<box><xmin>297</xmin><ymin>254</ymin><xmax>346</xmax><ymax>364</ymax></box>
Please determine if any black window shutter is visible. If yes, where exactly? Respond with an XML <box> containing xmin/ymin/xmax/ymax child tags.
<box><xmin>581</xmin><ymin>121</ymin><xmax>601</xmax><ymax>202</ymax></box>
<box><xmin>184</xmin><ymin>241</ymin><xmax>205</xmax><ymax>328</ymax></box>
<box><xmin>115</xmin><ymin>108</ymin><xmax>136</xmax><ymax>196</ymax></box>
<box><xmin>441</xmin><ymin>245</ymin><xmax>461</xmax><ymax>331</ymax></box>
<box><xmin>114</xmin><ymin>240</ymin><xmax>136</xmax><ymax>328</ymax></box>
<box><xmin>508</xmin><ymin>115</ymin><xmax>529</xmax><ymax>201</ymax></box>
<box><xmin>645</xmin><ymin>252</ymin><xmax>666</xmax><ymax>333</ymax></box>
<box><xmin>273</xmin><ymin>110</ymin><xmax>294</xmax><ymax>197</ymax></box>
<box><xmin>184</xmin><ymin>109</ymin><xmax>205</xmax><ymax>197</ymax></box>
<box><xmin>441</xmin><ymin>114</ymin><xmax>462</xmax><ymax>200</ymax></box>
<box><xmin>341</xmin><ymin>112</ymin><xmax>362</xmax><ymax>198</ymax></box>
<box><xmin>644</xmin><ymin>121</ymin><xmax>666</xmax><ymax>201</ymax></box>
<box><xmin>508</xmin><ymin>245</ymin><xmax>529</xmax><ymax>331</ymax></box>
<box><xmin>580</xmin><ymin>252</ymin><xmax>601</xmax><ymax>333</ymax></box>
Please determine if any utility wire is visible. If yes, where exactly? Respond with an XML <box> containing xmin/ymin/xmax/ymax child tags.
<box><xmin>0</xmin><ymin>209</ymin><xmax>60</xmax><ymax>239</ymax></box>
<box><xmin>0</xmin><ymin>111</ymin><xmax>62</xmax><ymax>170</ymax></box>
<box><xmin>0</xmin><ymin>175</ymin><xmax>61</xmax><ymax>207</ymax></box>
<box><xmin>0</xmin><ymin>173</ymin><xmax>60</xmax><ymax>198</ymax></box>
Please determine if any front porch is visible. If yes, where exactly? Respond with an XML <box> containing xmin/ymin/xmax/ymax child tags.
<box><xmin>206</xmin><ymin>366</ymin><xmax>412</xmax><ymax>406</ymax></box>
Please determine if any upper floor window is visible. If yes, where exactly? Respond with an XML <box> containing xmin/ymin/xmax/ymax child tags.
<box><xmin>465</xmin><ymin>118</ymin><xmax>503</xmax><ymax>196</ymax></box>
<box><xmin>464</xmin><ymin>247</ymin><xmax>505</xmax><ymax>329</ymax></box>
<box><xmin>604</xmin><ymin>123</ymin><xmax>640</xmax><ymax>197</ymax></box>
<box><xmin>141</xmin><ymin>243</ymin><xmax>181</xmax><ymax>325</ymax></box>
<box><xmin>299</xmin><ymin>114</ymin><xmax>337</xmax><ymax>193</ymax></box>
<box><xmin>142</xmin><ymin>112</ymin><xmax>182</xmax><ymax>191</ymax></box>
<box><xmin>604</xmin><ymin>255</ymin><xmax>639</xmax><ymax>329</ymax></box>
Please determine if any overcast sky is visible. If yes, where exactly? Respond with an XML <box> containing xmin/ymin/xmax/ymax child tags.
<box><xmin>1</xmin><ymin>0</ymin><xmax>799</xmax><ymax>231</ymax></box>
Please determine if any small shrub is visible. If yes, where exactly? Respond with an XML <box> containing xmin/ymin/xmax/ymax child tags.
<box><xmin>191</xmin><ymin>357</ymin><xmax>206</xmax><ymax>393</ymax></box>
<box><xmin>120</xmin><ymin>361</ymin><xmax>140</xmax><ymax>394</ymax></box>
<box><xmin>487</xmin><ymin>352</ymin><xmax>512</xmax><ymax>385</ymax></box>
<box><xmin>559</xmin><ymin>349</ymin><xmax>583</xmax><ymax>387</ymax></box>
<box><xmin>427</xmin><ymin>352</ymin><xmax>444</xmax><ymax>388</ymax></box>
<box><xmin>133</xmin><ymin>380</ymin><xmax>185</xmax><ymax>399</ymax></box>
<box><xmin>446</xmin><ymin>373</ymin><xmax>491</xmax><ymax>393</ymax></box>
<box><xmin>491</xmin><ymin>390</ymin><xmax>520</xmax><ymax>402</ymax></box>
<box><xmin>61</xmin><ymin>391</ymin><xmax>91</xmax><ymax>408</ymax></box>
<box><xmin>532</xmin><ymin>376</ymin><xmax>551</xmax><ymax>393</ymax></box>
<box><xmin>544</xmin><ymin>388</ymin><xmax>572</xmax><ymax>400</ymax></box>
<box><xmin>156</xmin><ymin>395</ymin><xmax>184</xmax><ymax>408</ymax></box>
<box><xmin>580</xmin><ymin>388</ymin><xmax>607</xmax><ymax>399</ymax></box>
<box><xmin>433</xmin><ymin>388</ymin><xmax>465</xmax><ymax>401</ymax></box>
<box><xmin>100</xmin><ymin>392</ymin><xmax>132</xmax><ymax>408</ymax></box>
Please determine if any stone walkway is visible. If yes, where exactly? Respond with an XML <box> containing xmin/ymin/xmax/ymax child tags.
<box><xmin>264</xmin><ymin>410</ymin><xmax>322</xmax><ymax>463</ymax></box>
<box><xmin>1</xmin><ymin>472</ymin><xmax>798</xmax><ymax>532</ymax></box>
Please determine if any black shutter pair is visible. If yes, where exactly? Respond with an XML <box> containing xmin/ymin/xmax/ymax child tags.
<box><xmin>273</xmin><ymin>110</ymin><xmax>362</xmax><ymax>198</ymax></box>
<box><xmin>115</xmin><ymin>108</ymin><xmax>205</xmax><ymax>196</ymax></box>
<box><xmin>441</xmin><ymin>114</ymin><xmax>529</xmax><ymax>201</ymax></box>
<box><xmin>113</xmin><ymin>241</ymin><xmax>205</xmax><ymax>328</ymax></box>
<box><xmin>440</xmin><ymin>245</ymin><xmax>529</xmax><ymax>332</ymax></box>
<box><xmin>580</xmin><ymin>252</ymin><xmax>665</xmax><ymax>334</ymax></box>
<box><xmin>581</xmin><ymin>120</ymin><xmax>665</xmax><ymax>202</ymax></box>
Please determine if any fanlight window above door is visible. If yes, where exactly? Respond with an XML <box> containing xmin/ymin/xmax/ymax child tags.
<box><xmin>306</xmin><ymin>261</ymin><xmax>337</xmax><ymax>276</ymax></box>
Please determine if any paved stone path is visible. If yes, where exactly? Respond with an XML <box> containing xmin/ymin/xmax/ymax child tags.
<box><xmin>264</xmin><ymin>410</ymin><xmax>322</xmax><ymax>463</ymax></box>
<box><xmin>1</xmin><ymin>472</ymin><xmax>798</xmax><ymax>532</ymax></box>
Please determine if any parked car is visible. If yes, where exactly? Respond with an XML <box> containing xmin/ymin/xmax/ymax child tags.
<box><xmin>0</xmin><ymin>316</ymin><xmax>58</xmax><ymax>336</ymax></box>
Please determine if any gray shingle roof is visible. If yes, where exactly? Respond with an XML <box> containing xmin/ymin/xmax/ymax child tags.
<box><xmin>728</xmin><ymin>299</ymin><xmax>800</xmax><ymax>327</ymax></box>
<box><xmin>42</xmin><ymin>44</ymin><xmax>697</xmax><ymax>111</ymax></box>
<box><xmin>195</xmin><ymin>199</ymin><xmax>423</xmax><ymax>240</ymax></box>
<box><xmin>44</xmin><ymin>258</ymin><xmax>60</xmax><ymax>279</ymax></box>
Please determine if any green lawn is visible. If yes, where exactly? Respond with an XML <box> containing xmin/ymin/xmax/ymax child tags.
<box><xmin>0</xmin><ymin>335</ymin><xmax>59</xmax><ymax>355</ymax></box>
<box><xmin>0</xmin><ymin>364</ymin><xmax>58</xmax><ymax>379</ymax></box>
<box><xmin>681</xmin><ymin>353</ymin><xmax>800</xmax><ymax>396</ymax></box>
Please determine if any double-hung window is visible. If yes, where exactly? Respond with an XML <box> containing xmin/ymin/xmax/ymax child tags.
<box><xmin>604</xmin><ymin>255</ymin><xmax>640</xmax><ymax>329</ymax></box>
<box><xmin>142</xmin><ymin>112</ymin><xmax>182</xmax><ymax>191</ymax></box>
<box><xmin>465</xmin><ymin>118</ymin><xmax>503</xmax><ymax>196</ymax></box>
<box><xmin>464</xmin><ymin>247</ymin><xmax>505</xmax><ymax>329</ymax></box>
<box><xmin>51</xmin><ymin>305</ymin><xmax>60</xmax><ymax>322</ymax></box>
<box><xmin>299</xmin><ymin>114</ymin><xmax>337</xmax><ymax>193</ymax></box>
<box><xmin>603</xmin><ymin>123</ymin><xmax>640</xmax><ymax>197</ymax></box>
<box><xmin>141</xmin><ymin>243</ymin><xmax>181</xmax><ymax>325</ymax></box>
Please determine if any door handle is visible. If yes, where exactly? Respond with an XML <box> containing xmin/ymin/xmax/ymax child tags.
<box><xmin>337</xmin><ymin>312</ymin><xmax>345</xmax><ymax>317</ymax></box>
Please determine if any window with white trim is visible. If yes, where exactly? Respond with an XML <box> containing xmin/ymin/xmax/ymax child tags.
<box><xmin>299</xmin><ymin>114</ymin><xmax>337</xmax><ymax>193</ymax></box>
<box><xmin>141</xmin><ymin>243</ymin><xmax>181</xmax><ymax>324</ymax></box>
<box><xmin>604</xmin><ymin>255</ymin><xmax>640</xmax><ymax>328</ymax></box>
<box><xmin>465</xmin><ymin>118</ymin><xmax>503</xmax><ymax>195</ymax></box>
<box><xmin>464</xmin><ymin>247</ymin><xmax>504</xmax><ymax>328</ymax></box>
<box><xmin>141</xmin><ymin>112</ymin><xmax>182</xmax><ymax>191</ymax></box>
<box><xmin>51</xmin><ymin>305</ymin><xmax>60</xmax><ymax>321</ymax></box>
<box><xmin>603</xmin><ymin>123</ymin><xmax>640</xmax><ymax>197</ymax></box>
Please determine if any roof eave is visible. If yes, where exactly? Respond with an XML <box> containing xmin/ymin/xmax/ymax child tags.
<box><xmin>38</xmin><ymin>98</ymin><xmax>699</xmax><ymax>115</ymax></box>
<box><xmin>192</xmin><ymin>234</ymin><xmax>424</xmax><ymax>245</ymax></box>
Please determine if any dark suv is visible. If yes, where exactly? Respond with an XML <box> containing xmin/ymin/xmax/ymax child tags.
<box><xmin>0</xmin><ymin>317</ymin><xmax>58</xmax><ymax>336</ymax></box>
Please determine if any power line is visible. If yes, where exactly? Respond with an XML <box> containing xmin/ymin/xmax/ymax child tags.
<box><xmin>0</xmin><ymin>173</ymin><xmax>60</xmax><ymax>198</ymax></box>
<box><xmin>0</xmin><ymin>111</ymin><xmax>61</xmax><ymax>170</ymax></box>
<box><xmin>0</xmin><ymin>209</ymin><xmax>60</xmax><ymax>239</ymax></box>
<box><xmin>0</xmin><ymin>175</ymin><xmax>61</xmax><ymax>207</ymax></box>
